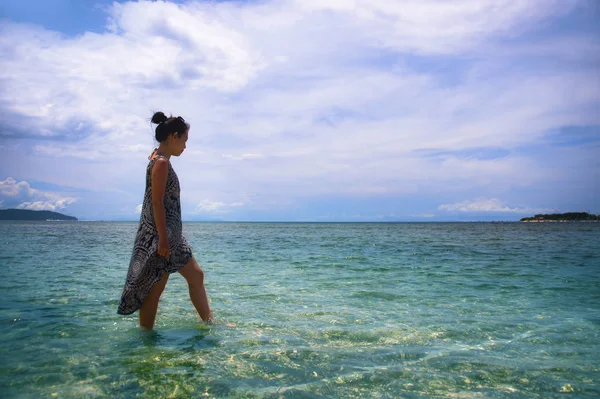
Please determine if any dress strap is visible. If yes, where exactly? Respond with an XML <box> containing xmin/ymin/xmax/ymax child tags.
<box><xmin>148</xmin><ymin>148</ymin><xmax>168</xmax><ymax>161</ymax></box>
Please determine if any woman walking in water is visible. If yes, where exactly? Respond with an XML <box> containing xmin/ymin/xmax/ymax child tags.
<box><xmin>118</xmin><ymin>112</ymin><xmax>212</xmax><ymax>329</ymax></box>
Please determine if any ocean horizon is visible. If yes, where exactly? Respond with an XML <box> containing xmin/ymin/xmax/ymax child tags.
<box><xmin>35</xmin><ymin>220</ymin><xmax>577</xmax><ymax>223</ymax></box>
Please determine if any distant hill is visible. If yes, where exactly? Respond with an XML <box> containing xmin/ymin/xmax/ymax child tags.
<box><xmin>521</xmin><ymin>212</ymin><xmax>599</xmax><ymax>222</ymax></box>
<box><xmin>0</xmin><ymin>209</ymin><xmax>78</xmax><ymax>221</ymax></box>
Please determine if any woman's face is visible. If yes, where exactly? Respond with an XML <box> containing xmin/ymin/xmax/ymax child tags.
<box><xmin>172</xmin><ymin>131</ymin><xmax>188</xmax><ymax>156</ymax></box>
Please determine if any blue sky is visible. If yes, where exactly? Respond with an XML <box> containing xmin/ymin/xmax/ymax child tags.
<box><xmin>0</xmin><ymin>0</ymin><xmax>599</xmax><ymax>221</ymax></box>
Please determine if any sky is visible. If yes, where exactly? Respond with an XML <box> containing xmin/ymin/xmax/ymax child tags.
<box><xmin>0</xmin><ymin>0</ymin><xmax>599</xmax><ymax>221</ymax></box>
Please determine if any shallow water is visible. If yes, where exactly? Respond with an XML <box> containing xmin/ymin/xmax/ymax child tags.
<box><xmin>0</xmin><ymin>221</ymin><xmax>598</xmax><ymax>398</ymax></box>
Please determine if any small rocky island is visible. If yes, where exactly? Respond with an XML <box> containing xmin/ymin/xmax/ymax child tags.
<box><xmin>520</xmin><ymin>212</ymin><xmax>599</xmax><ymax>222</ymax></box>
<box><xmin>0</xmin><ymin>209</ymin><xmax>78</xmax><ymax>221</ymax></box>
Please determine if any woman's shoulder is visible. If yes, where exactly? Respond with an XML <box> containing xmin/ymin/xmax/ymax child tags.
<box><xmin>149</xmin><ymin>157</ymin><xmax>169</xmax><ymax>171</ymax></box>
<box><xmin>147</xmin><ymin>153</ymin><xmax>170</xmax><ymax>175</ymax></box>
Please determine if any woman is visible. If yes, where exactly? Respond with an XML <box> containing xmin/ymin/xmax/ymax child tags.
<box><xmin>118</xmin><ymin>111</ymin><xmax>212</xmax><ymax>329</ymax></box>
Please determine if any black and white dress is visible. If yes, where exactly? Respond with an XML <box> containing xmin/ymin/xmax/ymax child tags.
<box><xmin>118</xmin><ymin>153</ymin><xmax>193</xmax><ymax>315</ymax></box>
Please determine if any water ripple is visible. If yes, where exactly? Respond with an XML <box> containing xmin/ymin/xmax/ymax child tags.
<box><xmin>0</xmin><ymin>221</ymin><xmax>598</xmax><ymax>398</ymax></box>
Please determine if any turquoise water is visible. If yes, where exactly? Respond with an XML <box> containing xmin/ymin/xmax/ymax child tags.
<box><xmin>0</xmin><ymin>221</ymin><xmax>599</xmax><ymax>398</ymax></box>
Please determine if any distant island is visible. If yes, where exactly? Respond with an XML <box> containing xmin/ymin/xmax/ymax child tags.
<box><xmin>0</xmin><ymin>209</ymin><xmax>78</xmax><ymax>221</ymax></box>
<box><xmin>520</xmin><ymin>212</ymin><xmax>599</xmax><ymax>222</ymax></box>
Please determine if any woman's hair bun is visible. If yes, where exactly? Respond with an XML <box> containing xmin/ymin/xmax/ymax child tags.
<box><xmin>151</xmin><ymin>111</ymin><xmax>168</xmax><ymax>124</ymax></box>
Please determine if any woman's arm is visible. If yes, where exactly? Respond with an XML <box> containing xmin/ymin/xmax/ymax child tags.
<box><xmin>152</xmin><ymin>158</ymin><xmax>170</xmax><ymax>258</ymax></box>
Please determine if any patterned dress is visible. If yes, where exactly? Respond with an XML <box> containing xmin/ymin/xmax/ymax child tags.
<box><xmin>118</xmin><ymin>154</ymin><xmax>193</xmax><ymax>315</ymax></box>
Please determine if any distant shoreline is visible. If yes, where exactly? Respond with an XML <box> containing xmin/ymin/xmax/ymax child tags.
<box><xmin>520</xmin><ymin>212</ymin><xmax>598</xmax><ymax>223</ymax></box>
<box><xmin>0</xmin><ymin>209</ymin><xmax>78</xmax><ymax>221</ymax></box>
<box><xmin>521</xmin><ymin>220</ymin><xmax>599</xmax><ymax>223</ymax></box>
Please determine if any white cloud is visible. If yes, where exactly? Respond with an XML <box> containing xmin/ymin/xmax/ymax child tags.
<box><xmin>293</xmin><ymin>0</ymin><xmax>579</xmax><ymax>54</ymax></box>
<box><xmin>0</xmin><ymin>177</ymin><xmax>35</xmax><ymax>197</ymax></box>
<box><xmin>410</xmin><ymin>213</ymin><xmax>436</xmax><ymax>218</ymax></box>
<box><xmin>135</xmin><ymin>204</ymin><xmax>143</xmax><ymax>214</ymax></box>
<box><xmin>0</xmin><ymin>177</ymin><xmax>79</xmax><ymax>211</ymax></box>
<box><xmin>195</xmin><ymin>199</ymin><xmax>244</xmax><ymax>214</ymax></box>
<box><xmin>222</xmin><ymin>153</ymin><xmax>264</xmax><ymax>161</ymax></box>
<box><xmin>16</xmin><ymin>198</ymin><xmax>78</xmax><ymax>212</ymax></box>
<box><xmin>438</xmin><ymin>198</ymin><xmax>551</xmax><ymax>214</ymax></box>
<box><xmin>0</xmin><ymin>0</ymin><xmax>597</xmax><ymax>219</ymax></box>
<box><xmin>108</xmin><ymin>0</ymin><xmax>263</xmax><ymax>91</ymax></box>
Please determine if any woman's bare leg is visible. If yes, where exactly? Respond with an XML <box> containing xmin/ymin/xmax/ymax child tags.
<box><xmin>139</xmin><ymin>272</ymin><xmax>169</xmax><ymax>330</ymax></box>
<box><xmin>178</xmin><ymin>257</ymin><xmax>212</xmax><ymax>322</ymax></box>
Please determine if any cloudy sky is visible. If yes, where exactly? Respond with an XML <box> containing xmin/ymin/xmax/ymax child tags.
<box><xmin>0</xmin><ymin>0</ymin><xmax>598</xmax><ymax>221</ymax></box>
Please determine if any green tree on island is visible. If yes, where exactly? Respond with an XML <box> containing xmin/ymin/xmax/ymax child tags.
<box><xmin>520</xmin><ymin>212</ymin><xmax>599</xmax><ymax>222</ymax></box>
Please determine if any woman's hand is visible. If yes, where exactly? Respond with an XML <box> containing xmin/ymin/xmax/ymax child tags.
<box><xmin>158</xmin><ymin>236</ymin><xmax>170</xmax><ymax>258</ymax></box>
